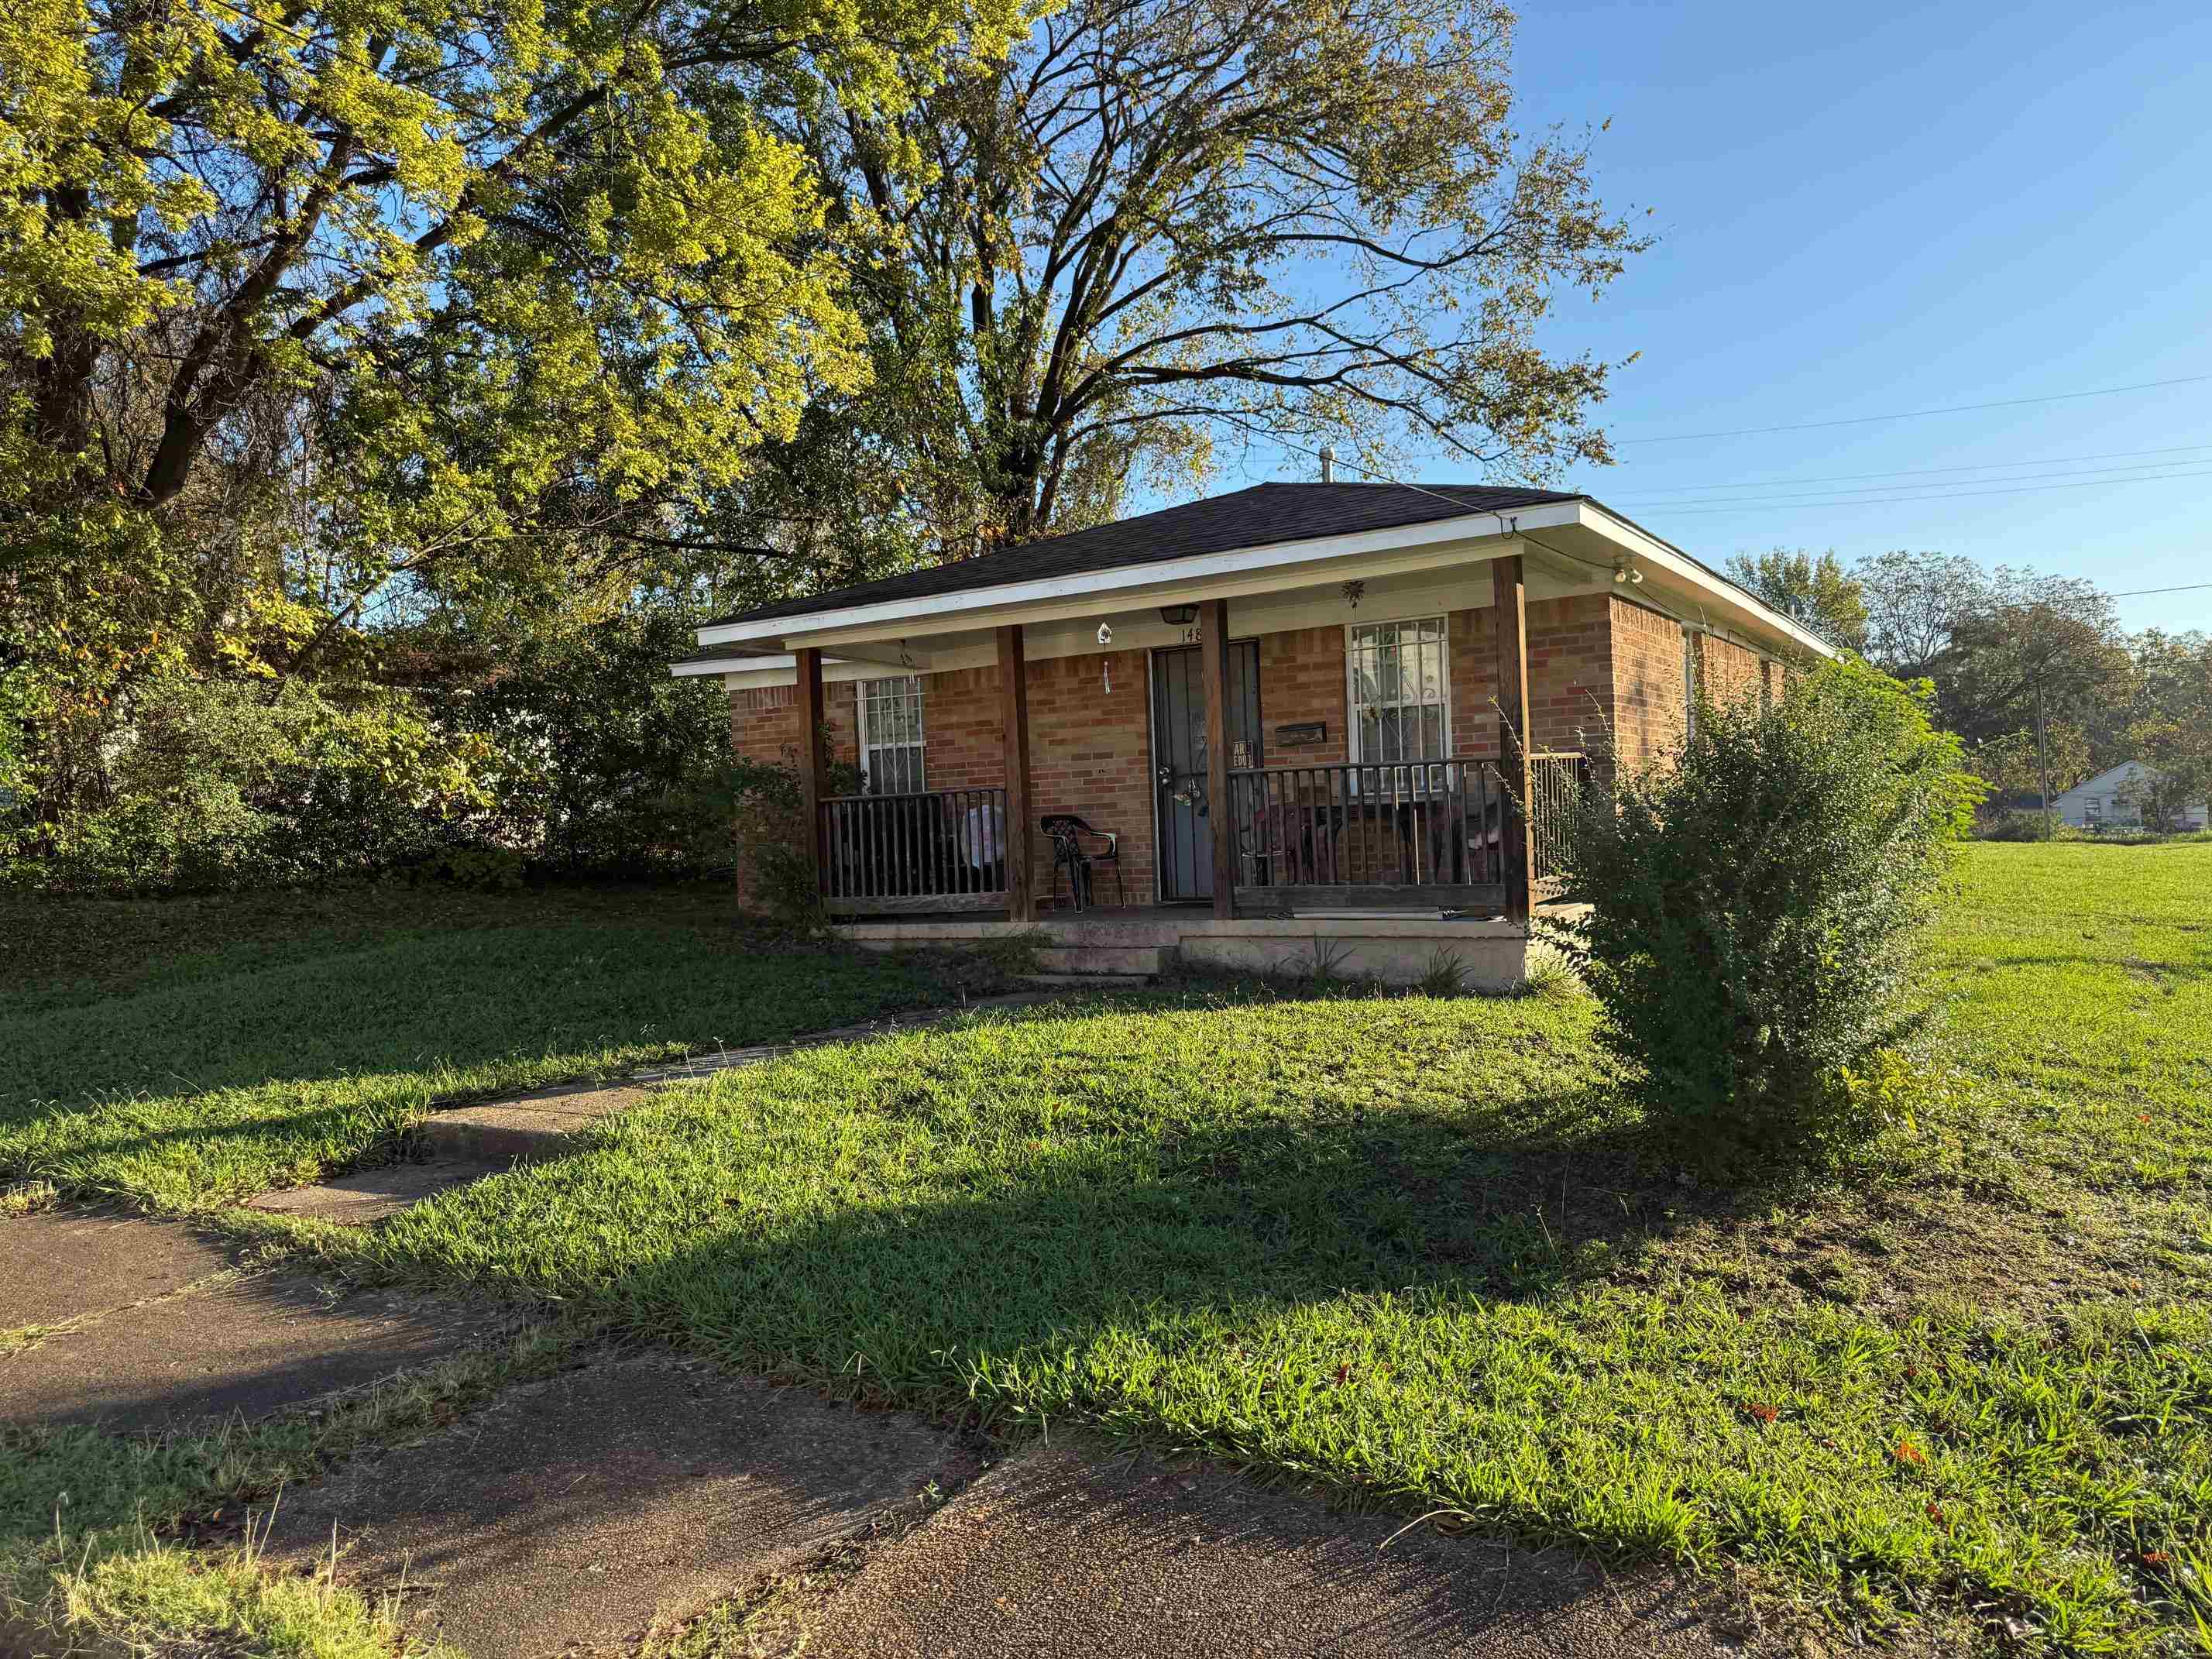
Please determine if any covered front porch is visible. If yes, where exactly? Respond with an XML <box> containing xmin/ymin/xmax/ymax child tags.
<box><xmin>682</xmin><ymin>484</ymin><xmax>1820</xmax><ymax>947</ymax></box>
<box><xmin>706</xmin><ymin>528</ymin><xmax>1599</xmax><ymax>929</ymax></box>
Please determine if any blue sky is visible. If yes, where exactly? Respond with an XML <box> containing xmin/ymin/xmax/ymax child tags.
<box><xmin>1246</xmin><ymin>1</ymin><xmax>2212</xmax><ymax>634</ymax></box>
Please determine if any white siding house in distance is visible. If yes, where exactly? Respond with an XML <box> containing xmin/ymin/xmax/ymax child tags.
<box><xmin>2049</xmin><ymin>761</ymin><xmax>2209</xmax><ymax>831</ymax></box>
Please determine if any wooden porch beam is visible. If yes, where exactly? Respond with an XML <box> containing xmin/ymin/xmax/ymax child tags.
<box><xmin>996</xmin><ymin>625</ymin><xmax>1036</xmax><ymax>922</ymax></box>
<box><xmin>1200</xmin><ymin>598</ymin><xmax>1235</xmax><ymax>919</ymax></box>
<box><xmin>1492</xmin><ymin>555</ymin><xmax>1534</xmax><ymax>924</ymax></box>
<box><xmin>795</xmin><ymin>646</ymin><xmax>826</xmax><ymax>900</ymax></box>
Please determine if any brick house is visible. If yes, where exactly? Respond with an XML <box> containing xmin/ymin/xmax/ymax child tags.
<box><xmin>676</xmin><ymin>483</ymin><xmax>1829</xmax><ymax>985</ymax></box>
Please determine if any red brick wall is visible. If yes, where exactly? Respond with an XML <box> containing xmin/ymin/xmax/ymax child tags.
<box><xmin>1026</xmin><ymin>649</ymin><xmax>1155</xmax><ymax>904</ymax></box>
<box><xmin>1525</xmin><ymin>595</ymin><xmax>1613</xmax><ymax>753</ymax></box>
<box><xmin>1255</xmin><ymin>625</ymin><xmax>1351</xmax><ymax>764</ymax></box>
<box><xmin>728</xmin><ymin>682</ymin><xmax>859</xmax><ymax>775</ymax></box>
<box><xmin>1699</xmin><ymin>631</ymin><xmax>1767</xmax><ymax>711</ymax></box>
<box><xmin>1607</xmin><ymin>597</ymin><xmax>1688</xmax><ymax>777</ymax></box>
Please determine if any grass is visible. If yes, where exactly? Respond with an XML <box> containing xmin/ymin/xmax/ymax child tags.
<box><xmin>0</xmin><ymin>884</ymin><xmax>996</xmax><ymax>1210</ymax></box>
<box><xmin>0</xmin><ymin>1318</ymin><xmax>582</xmax><ymax>1657</ymax></box>
<box><xmin>7</xmin><ymin>848</ymin><xmax>2209</xmax><ymax>1653</ymax></box>
<box><xmin>325</xmin><ymin>843</ymin><xmax>2212</xmax><ymax>1656</ymax></box>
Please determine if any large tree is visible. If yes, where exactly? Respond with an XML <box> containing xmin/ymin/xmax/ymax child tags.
<box><xmin>0</xmin><ymin>0</ymin><xmax>1020</xmax><ymax>821</ymax></box>
<box><xmin>785</xmin><ymin>0</ymin><xmax>1647</xmax><ymax>548</ymax></box>
<box><xmin>1723</xmin><ymin>548</ymin><xmax>1867</xmax><ymax>652</ymax></box>
<box><xmin>1848</xmin><ymin>551</ymin><xmax>2130</xmax><ymax>747</ymax></box>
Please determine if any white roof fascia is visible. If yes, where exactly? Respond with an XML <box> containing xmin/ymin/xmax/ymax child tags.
<box><xmin>692</xmin><ymin>503</ymin><xmax>1583</xmax><ymax>650</ymax></box>
<box><xmin>688</xmin><ymin>496</ymin><xmax>1832</xmax><ymax>662</ymax></box>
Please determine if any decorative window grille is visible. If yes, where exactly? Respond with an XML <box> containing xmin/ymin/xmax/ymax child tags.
<box><xmin>857</xmin><ymin>675</ymin><xmax>926</xmax><ymax>795</ymax></box>
<box><xmin>1346</xmin><ymin>617</ymin><xmax>1450</xmax><ymax>764</ymax></box>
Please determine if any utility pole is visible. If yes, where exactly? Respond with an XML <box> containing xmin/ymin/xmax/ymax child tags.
<box><xmin>2036</xmin><ymin>681</ymin><xmax>2052</xmax><ymax>842</ymax></box>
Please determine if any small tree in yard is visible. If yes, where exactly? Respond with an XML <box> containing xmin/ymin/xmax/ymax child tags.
<box><xmin>1555</xmin><ymin>659</ymin><xmax>1980</xmax><ymax>1163</ymax></box>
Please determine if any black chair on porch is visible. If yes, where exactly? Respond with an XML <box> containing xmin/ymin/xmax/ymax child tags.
<box><xmin>1041</xmin><ymin>814</ymin><xmax>1125</xmax><ymax>911</ymax></box>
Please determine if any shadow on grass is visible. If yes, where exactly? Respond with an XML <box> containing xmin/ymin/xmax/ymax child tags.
<box><xmin>359</xmin><ymin>991</ymin><xmax>1828</xmax><ymax>1412</ymax></box>
<box><xmin>0</xmin><ymin>926</ymin><xmax>954</xmax><ymax>1119</ymax></box>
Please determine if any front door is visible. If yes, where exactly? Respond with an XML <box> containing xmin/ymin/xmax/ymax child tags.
<box><xmin>1150</xmin><ymin>641</ymin><xmax>1262</xmax><ymax>901</ymax></box>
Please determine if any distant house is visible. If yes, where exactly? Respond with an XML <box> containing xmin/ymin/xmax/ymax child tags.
<box><xmin>2050</xmin><ymin>762</ymin><xmax>2208</xmax><ymax>831</ymax></box>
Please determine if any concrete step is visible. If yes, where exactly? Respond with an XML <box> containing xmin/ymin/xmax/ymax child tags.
<box><xmin>1025</xmin><ymin>973</ymin><xmax>1154</xmax><ymax>988</ymax></box>
<box><xmin>1030</xmin><ymin>945</ymin><xmax>1166</xmax><ymax>977</ymax></box>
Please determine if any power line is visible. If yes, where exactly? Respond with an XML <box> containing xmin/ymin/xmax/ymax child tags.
<box><xmin>1612</xmin><ymin>457</ymin><xmax>2212</xmax><ymax>510</ymax></box>
<box><xmin>1250</xmin><ymin>435</ymin><xmax>2211</xmax><ymax>614</ymax></box>
<box><xmin>1611</xmin><ymin>373</ymin><xmax>2212</xmax><ymax>445</ymax></box>
<box><xmin>1602</xmin><ymin>441</ymin><xmax>2212</xmax><ymax>498</ymax></box>
<box><xmin>1644</xmin><ymin>464</ymin><xmax>2212</xmax><ymax>516</ymax></box>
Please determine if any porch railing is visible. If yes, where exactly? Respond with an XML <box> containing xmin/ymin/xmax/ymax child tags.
<box><xmin>1527</xmin><ymin>750</ymin><xmax>1589</xmax><ymax>885</ymax></box>
<box><xmin>819</xmin><ymin>786</ymin><xmax>1008</xmax><ymax>915</ymax></box>
<box><xmin>1224</xmin><ymin>760</ymin><xmax>1509</xmax><ymax>911</ymax></box>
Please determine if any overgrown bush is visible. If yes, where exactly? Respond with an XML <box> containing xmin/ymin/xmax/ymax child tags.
<box><xmin>2</xmin><ymin>610</ymin><xmax>744</xmax><ymax>895</ymax></box>
<box><xmin>1554</xmin><ymin>658</ymin><xmax>1980</xmax><ymax>1163</ymax></box>
<box><xmin>3</xmin><ymin>673</ymin><xmax>489</xmax><ymax>895</ymax></box>
<box><xmin>726</xmin><ymin>748</ymin><xmax>861</xmax><ymax>924</ymax></box>
<box><xmin>455</xmin><ymin>610</ymin><xmax>739</xmax><ymax>881</ymax></box>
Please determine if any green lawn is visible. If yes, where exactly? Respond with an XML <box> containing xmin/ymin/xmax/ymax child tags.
<box><xmin>0</xmin><ymin>886</ymin><xmax>980</xmax><ymax>1209</ymax></box>
<box><xmin>349</xmin><ymin>843</ymin><xmax>2211</xmax><ymax>1655</ymax></box>
<box><xmin>5</xmin><ymin>849</ymin><xmax>2209</xmax><ymax>1654</ymax></box>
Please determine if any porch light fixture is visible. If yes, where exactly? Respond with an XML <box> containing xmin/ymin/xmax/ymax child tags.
<box><xmin>1613</xmin><ymin>561</ymin><xmax>1645</xmax><ymax>586</ymax></box>
<box><xmin>1158</xmin><ymin>603</ymin><xmax>1198</xmax><ymax>626</ymax></box>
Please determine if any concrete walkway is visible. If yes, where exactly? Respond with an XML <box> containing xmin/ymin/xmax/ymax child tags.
<box><xmin>263</xmin><ymin>1370</ymin><xmax>1736</xmax><ymax>1658</ymax></box>
<box><xmin>1</xmin><ymin>1210</ymin><xmax>489</xmax><ymax>1431</ymax></box>
<box><xmin>5</xmin><ymin>1209</ymin><xmax>1761</xmax><ymax>1657</ymax></box>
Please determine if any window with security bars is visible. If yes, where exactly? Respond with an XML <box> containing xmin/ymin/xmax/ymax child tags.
<box><xmin>1347</xmin><ymin>617</ymin><xmax>1450</xmax><ymax>766</ymax></box>
<box><xmin>857</xmin><ymin>675</ymin><xmax>926</xmax><ymax>795</ymax></box>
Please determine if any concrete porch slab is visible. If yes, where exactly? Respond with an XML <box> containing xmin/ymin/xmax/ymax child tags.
<box><xmin>843</xmin><ymin>912</ymin><xmax>1530</xmax><ymax>988</ymax></box>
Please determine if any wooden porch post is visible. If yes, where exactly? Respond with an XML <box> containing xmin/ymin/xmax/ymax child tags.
<box><xmin>996</xmin><ymin>625</ymin><xmax>1036</xmax><ymax>922</ymax></box>
<box><xmin>1200</xmin><ymin>597</ymin><xmax>1235</xmax><ymax>919</ymax></box>
<box><xmin>1492</xmin><ymin>555</ymin><xmax>1534</xmax><ymax>924</ymax></box>
<box><xmin>795</xmin><ymin>646</ymin><xmax>826</xmax><ymax>901</ymax></box>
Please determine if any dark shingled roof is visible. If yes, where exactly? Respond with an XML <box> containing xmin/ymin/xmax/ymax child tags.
<box><xmin>702</xmin><ymin>482</ymin><xmax>1585</xmax><ymax>631</ymax></box>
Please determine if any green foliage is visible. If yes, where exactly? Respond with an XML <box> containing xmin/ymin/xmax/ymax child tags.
<box><xmin>791</xmin><ymin>0</ymin><xmax>1648</xmax><ymax>544</ymax></box>
<box><xmin>5</xmin><ymin>672</ymin><xmax>489</xmax><ymax>895</ymax></box>
<box><xmin>456</xmin><ymin>610</ymin><xmax>741</xmax><ymax>881</ymax></box>
<box><xmin>1973</xmin><ymin>808</ymin><xmax>2056</xmax><ymax>843</ymax></box>
<box><xmin>0</xmin><ymin>0</ymin><xmax>1022</xmax><ymax>844</ymax></box>
<box><xmin>1555</xmin><ymin>658</ymin><xmax>1982</xmax><ymax>1160</ymax></box>
<box><xmin>725</xmin><ymin>747</ymin><xmax>860</xmax><ymax>924</ymax></box>
<box><xmin>1723</xmin><ymin>548</ymin><xmax>1870</xmax><ymax>653</ymax></box>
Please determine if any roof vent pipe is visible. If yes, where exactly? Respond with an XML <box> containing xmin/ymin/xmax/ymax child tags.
<box><xmin>1318</xmin><ymin>442</ymin><xmax>1335</xmax><ymax>484</ymax></box>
